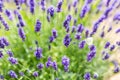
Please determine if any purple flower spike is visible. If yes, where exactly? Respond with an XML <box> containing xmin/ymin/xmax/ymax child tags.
<box><xmin>80</xmin><ymin>4</ymin><xmax>90</xmax><ymax>18</ymax></box>
<box><xmin>1</xmin><ymin>37</ymin><xmax>9</xmax><ymax>46</ymax></box>
<box><xmin>52</xmin><ymin>61</ymin><xmax>58</xmax><ymax>70</ymax></box>
<box><xmin>14</xmin><ymin>0</ymin><xmax>19</xmax><ymax>6</ymax></box>
<box><xmin>115</xmin><ymin>28</ymin><xmax>120</xmax><ymax>33</ymax></box>
<box><xmin>52</xmin><ymin>29</ymin><xmax>57</xmax><ymax>38</ymax></box>
<box><xmin>100</xmin><ymin>31</ymin><xmax>105</xmax><ymax>38</ymax></box>
<box><xmin>107</xmin><ymin>26</ymin><xmax>112</xmax><ymax>32</ymax></box>
<box><xmin>113</xmin><ymin>14</ymin><xmax>120</xmax><ymax>21</ymax></box>
<box><xmin>0</xmin><ymin>1</ymin><xmax>3</xmax><ymax>12</ymax></box>
<box><xmin>62</xmin><ymin>56</ymin><xmax>70</xmax><ymax>72</ymax></box>
<box><xmin>7</xmin><ymin>50</ymin><xmax>13</xmax><ymax>57</ymax></box>
<box><xmin>116</xmin><ymin>41</ymin><xmax>120</xmax><ymax>46</ymax></box>
<box><xmin>37</xmin><ymin>63</ymin><xmax>44</xmax><ymax>70</ymax></box>
<box><xmin>78</xmin><ymin>40</ymin><xmax>86</xmax><ymax>49</ymax></box>
<box><xmin>35</xmin><ymin>19</ymin><xmax>41</xmax><ymax>32</ymax></box>
<box><xmin>18</xmin><ymin>27</ymin><xmax>26</xmax><ymax>41</ymax></box>
<box><xmin>77</xmin><ymin>24</ymin><xmax>84</xmax><ymax>33</ymax></box>
<box><xmin>34</xmin><ymin>47</ymin><xmax>42</xmax><ymax>59</ymax></box>
<box><xmin>93</xmin><ymin>73</ymin><xmax>98</xmax><ymax>79</ymax></box>
<box><xmin>29</xmin><ymin>0</ymin><xmax>35</xmax><ymax>14</ymax></box>
<box><xmin>102</xmin><ymin>52</ymin><xmax>110</xmax><ymax>60</ymax></box>
<box><xmin>0</xmin><ymin>51</ymin><xmax>3</xmax><ymax>58</ymax></box>
<box><xmin>8</xmin><ymin>70</ymin><xmax>18</xmax><ymax>78</ymax></box>
<box><xmin>84</xmin><ymin>72</ymin><xmax>91</xmax><ymax>80</ymax></box>
<box><xmin>5</xmin><ymin>9</ymin><xmax>13</xmax><ymax>20</ymax></box>
<box><xmin>75</xmin><ymin>33</ymin><xmax>81</xmax><ymax>40</ymax></box>
<box><xmin>87</xmin><ymin>51</ymin><xmax>96</xmax><ymax>62</ymax></box>
<box><xmin>56</xmin><ymin>0</ymin><xmax>63</xmax><ymax>12</ymax></box>
<box><xmin>73</xmin><ymin>0</ymin><xmax>78</xmax><ymax>7</ymax></box>
<box><xmin>63</xmin><ymin>34</ymin><xmax>71</xmax><ymax>47</ymax></box>
<box><xmin>32</xmin><ymin>71</ymin><xmax>38</xmax><ymax>77</ymax></box>
<box><xmin>40</xmin><ymin>0</ymin><xmax>46</xmax><ymax>11</ymax></box>
<box><xmin>49</xmin><ymin>36</ymin><xmax>54</xmax><ymax>43</ymax></box>
<box><xmin>8</xmin><ymin>57</ymin><xmax>18</xmax><ymax>64</ymax></box>
<box><xmin>46</xmin><ymin>57</ymin><xmax>52</xmax><ymax>68</ymax></box>
<box><xmin>104</xmin><ymin>42</ymin><xmax>110</xmax><ymax>49</ymax></box>
<box><xmin>89</xmin><ymin>45</ymin><xmax>96</xmax><ymax>51</ymax></box>
<box><xmin>110</xmin><ymin>45</ymin><xmax>115</xmax><ymax>51</ymax></box>
<box><xmin>114</xmin><ymin>66</ymin><xmax>119</xmax><ymax>73</ymax></box>
<box><xmin>47</xmin><ymin>6</ymin><xmax>55</xmax><ymax>17</ymax></box>
<box><xmin>106</xmin><ymin>0</ymin><xmax>111</xmax><ymax>7</ymax></box>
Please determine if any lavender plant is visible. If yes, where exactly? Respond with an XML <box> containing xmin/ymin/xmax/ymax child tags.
<box><xmin>0</xmin><ymin>0</ymin><xmax>120</xmax><ymax>80</ymax></box>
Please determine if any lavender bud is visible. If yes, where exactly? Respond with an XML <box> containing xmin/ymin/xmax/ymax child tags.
<box><xmin>113</xmin><ymin>14</ymin><xmax>120</xmax><ymax>21</ymax></box>
<box><xmin>78</xmin><ymin>40</ymin><xmax>86</xmax><ymax>49</ymax></box>
<box><xmin>14</xmin><ymin>0</ymin><xmax>19</xmax><ymax>6</ymax></box>
<box><xmin>37</xmin><ymin>63</ymin><xmax>44</xmax><ymax>70</ymax></box>
<box><xmin>110</xmin><ymin>45</ymin><xmax>115</xmax><ymax>51</ymax></box>
<box><xmin>35</xmin><ymin>19</ymin><xmax>41</xmax><ymax>32</ymax></box>
<box><xmin>56</xmin><ymin>0</ymin><xmax>63</xmax><ymax>12</ymax></box>
<box><xmin>19</xmin><ymin>72</ymin><xmax>24</xmax><ymax>76</ymax></box>
<box><xmin>8</xmin><ymin>70</ymin><xmax>17</xmax><ymax>78</ymax></box>
<box><xmin>75</xmin><ymin>33</ymin><xmax>81</xmax><ymax>40</ymax></box>
<box><xmin>84</xmin><ymin>72</ymin><xmax>91</xmax><ymax>80</ymax></box>
<box><xmin>71</xmin><ymin>26</ymin><xmax>76</xmax><ymax>33</ymax></box>
<box><xmin>116</xmin><ymin>41</ymin><xmax>120</xmax><ymax>46</ymax></box>
<box><xmin>5</xmin><ymin>9</ymin><xmax>13</xmax><ymax>20</ymax></box>
<box><xmin>107</xmin><ymin>26</ymin><xmax>112</xmax><ymax>32</ymax></box>
<box><xmin>46</xmin><ymin>57</ymin><xmax>52</xmax><ymax>68</ymax></box>
<box><xmin>104</xmin><ymin>42</ymin><xmax>110</xmax><ymax>49</ymax></box>
<box><xmin>77</xmin><ymin>24</ymin><xmax>84</xmax><ymax>33</ymax></box>
<box><xmin>63</xmin><ymin>34</ymin><xmax>71</xmax><ymax>47</ymax></box>
<box><xmin>47</xmin><ymin>15</ymin><xmax>50</xmax><ymax>22</ymax></box>
<box><xmin>89</xmin><ymin>45</ymin><xmax>96</xmax><ymax>51</ymax></box>
<box><xmin>34</xmin><ymin>47</ymin><xmax>42</xmax><ymax>59</ymax></box>
<box><xmin>0</xmin><ymin>39</ymin><xmax>4</xmax><ymax>48</ymax></box>
<box><xmin>8</xmin><ymin>57</ymin><xmax>18</xmax><ymax>64</ymax></box>
<box><xmin>100</xmin><ymin>31</ymin><xmax>105</xmax><ymax>38</ymax></box>
<box><xmin>1</xmin><ymin>37</ymin><xmax>9</xmax><ymax>46</ymax></box>
<box><xmin>0</xmin><ymin>1</ymin><xmax>3</xmax><ymax>12</ymax></box>
<box><xmin>49</xmin><ymin>36</ymin><xmax>54</xmax><ymax>43</ymax></box>
<box><xmin>93</xmin><ymin>73</ymin><xmax>98</xmax><ymax>79</ymax></box>
<box><xmin>52</xmin><ymin>61</ymin><xmax>58</xmax><ymax>70</ymax></box>
<box><xmin>18</xmin><ymin>27</ymin><xmax>26</xmax><ymax>41</ymax></box>
<box><xmin>115</xmin><ymin>28</ymin><xmax>120</xmax><ymax>33</ymax></box>
<box><xmin>0</xmin><ymin>74</ymin><xmax>4</xmax><ymax>79</ymax></box>
<box><xmin>40</xmin><ymin>0</ymin><xmax>46</xmax><ymax>11</ymax></box>
<box><xmin>106</xmin><ymin>0</ymin><xmax>111</xmax><ymax>7</ymax></box>
<box><xmin>87</xmin><ymin>51</ymin><xmax>96</xmax><ymax>62</ymax></box>
<box><xmin>47</xmin><ymin>6</ymin><xmax>55</xmax><ymax>17</ymax></box>
<box><xmin>68</xmin><ymin>3</ymin><xmax>71</xmax><ymax>11</ymax></box>
<box><xmin>32</xmin><ymin>71</ymin><xmax>38</xmax><ymax>77</ymax></box>
<box><xmin>102</xmin><ymin>53</ymin><xmax>110</xmax><ymax>60</ymax></box>
<box><xmin>73</xmin><ymin>19</ymin><xmax>77</xmax><ymax>26</ymax></box>
<box><xmin>52</xmin><ymin>29</ymin><xmax>57</xmax><ymax>38</ymax></box>
<box><xmin>29</xmin><ymin>0</ymin><xmax>35</xmax><ymax>14</ymax></box>
<box><xmin>7</xmin><ymin>50</ymin><xmax>13</xmax><ymax>57</ymax></box>
<box><xmin>73</xmin><ymin>0</ymin><xmax>78</xmax><ymax>7</ymax></box>
<box><xmin>114</xmin><ymin>67</ymin><xmax>119</xmax><ymax>73</ymax></box>
<box><xmin>0</xmin><ymin>51</ymin><xmax>3</xmax><ymax>58</ymax></box>
<box><xmin>62</xmin><ymin>56</ymin><xmax>70</xmax><ymax>72</ymax></box>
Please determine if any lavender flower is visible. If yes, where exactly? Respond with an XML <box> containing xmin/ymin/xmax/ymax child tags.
<box><xmin>89</xmin><ymin>45</ymin><xmax>96</xmax><ymax>51</ymax></box>
<box><xmin>63</xmin><ymin>34</ymin><xmax>71</xmax><ymax>47</ymax></box>
<box><xmin>73</xmin><ymin>19</ymin><xmax>77</xmax><ymax>26</ymax></box>
<box><xmin>113</xmin><ymin>14</ymin><xmax>120</xmax><ymax>21</ymax></box>
<box><xmin>71</xmin><ymin>26</ymin><xmax>76</xmax><ymax>33</ymax></box>
<box><xmin>85</xmin><ymin>29</ymin><xmax>89</xmax><ymax>38</ymax></box>
<box><xmin>115</xmin><ymin>28</ymin><xmax>120</xmax><ymax>33</ymax></box>
<box><xmin>18</xmin><ymin>27</ymin><xmax>26</xmax><ymax>41</ymax></box>
<box><xmin>32</xmin><ymin>71</ymin><xmax>38</xmax><ymax>77</ymax></box>
<box><xmin>56</xmin><ymin>0</ymin><xmax>63</xmax><ymax>12</ymax></box>
<box><xmin>116</xmin><ymin>41</ymin><xmax>120</xmax><ymax>46</ymax></box>
<box><xmin>80</xmin><ymin>4</ymin><xmax>90</xmax><ymax>18</ymax></box>
<box><xmin>7</xmin><ymin>50</ymin><xmax>13</xmax><ymax>57</ymax></box>
<box><xmin>37</xmin><ymin>63</ymin><xmax>44</xmax><ymax>70</ymax></box>
<box><xmin>110</xmin><ymin>45</ymin><xmax>115</xmax><ymax>51</ymax></box>
<box><xmin>49</xmin><ymin>36</ymin><xmax>54</xmax><ymax>43</ymax></box>
<box><xmin>102</xmin><ymin>52</ymin><xmax>110</xmax><ymax>60</ymax></box>
<box><xmin>0</xmin><ymin>74</ymin><xmax>4</xmax><ymax>79</ymax></box>
<box><xmin>77</xmin><ymin>24</ymin><xmax>84</xmax><ymax>33</ymax></box>
<box><xmin>5</xmin><ymin>9</ymin><xmax>13</xmax><ymax>20</ymax></box>
<box><xmin>107</xmin><ymin>26</ymin><xmax>112</xmax><ymax>32</ymax></box>
<box><xmin>106</xmin><ymin>0</ymin><xmax>111</xmax><ymax>7</ymax></box>
<box><xmin>34</xmin><ymin>47</ymin><xmax>42</xmax><ymax>59</ymax></box>
<box><xmin>1</xmin><ymin>37</ymin><xmax>9</xmax><ymax>46</ymax></box>
<box><xmin>93</xmin><ymin>73</ymin><xmax>98</xmax><ymax>79</ymax></box>
<box><xmin>8</xmin><ymin>70</ymin><xmax>18</xmax><ymax>78</ymax></box>
<box><xmin>100</xmin><ymin>31</ymin><xmax>105</xmax><ymax>38</ymax></box>
<box><xmin>29</xmin><ymin>0</ymin><xmax>35</xmax><ymax>14</ymax></box>
<box><xmin>8</xmin><ymin>57</ymin><xmax>18</xmax><ymax>64</ymax></box>
<box><xmin>14</xmin><ymin>0</ymin><xmax>19</xmax><ymax>6</ymax></box>
<box><xmin>46</xmin><ymin>57</ymin><xmax>52</xmax><ymax>68</ymax></box>
<box><xmin>47</xmin><ymin>6</ymin><xmax>55</xmax><ymax>17</ymax></box>
<box><xmin>73</xmin><ymin>0</ymin><xmax>78</xmax><ymax>7</ymax></box>
<box><xmin>86</xmin><ymin>0</ymin><xmax>93</xmax><ymax>4</ymax></box>
<box><xmin>104</xmin><ymin>42</ymin><xmax>110</xmax><ymax>49</ymax></box>
<box><xmin>52</xmin><ymin>61</ymin><xmax>58</xmax><ymax>70</ymax></box>
<box><xmin>40</xmin><ymin>0</ymin><xmax>46</xmax><ymax>11</ymax></box>
<box><xmin>52</xmin><ymin>29</ymin><xmax>57</xmax><ymax>38</ymax></box>
<box><xmin>78</xmin><ymin>40</ymin><xmax>86</xmax><ymax>49</ymax></box>
<box><xmin>75</xmin><ymin>33</ymin><xmax>81</xmax><ymax>40</ymax></box>
<box><xmin>62</xmin><ymin>56</ymin><xmax>70</xmax><ymax>72</ymax></box>
<box><xmin>0</xmin><ymin>0</ymin><xmax>3</xmax><ymax>12</ymax></box>
<box><xmin>112</xmin><ymin>61</ymin><xmax>120</xmax><ymax>73</ymax></box>
<box><xmin>68</xmin><ymin>3</ymin><xmax>71</xmax><ymax>11</ymax></box>
<box><xmin>84</xmin><ymin>72</ymin><xmax>91</xmax><ymax>80</ymax></box>
<box><xmin>35</xmin><ymin>19</ymin><xmax>41</xmax><ymax>32</ymax></box>
<box><xmin>87</xmin><ymin>51</ymin><xmax>96</xmax><ymax>62</ymax></box>
<box><xmin>19</xmin><ymin>72</ymin><xmax>24</xmax><ymax>76</ymax></box>
<box><xmin>0</xmin><ymin>51</ymin><xmax>3</xmax><ymax>58</ymax></box>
